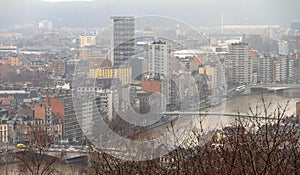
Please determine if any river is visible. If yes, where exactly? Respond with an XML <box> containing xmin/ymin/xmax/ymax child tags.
<box><xmin>196</xmin><ymin>89</ymin><xmax>300</xmax><ymax>131</ymax></box>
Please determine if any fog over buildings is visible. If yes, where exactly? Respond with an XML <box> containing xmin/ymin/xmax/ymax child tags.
<box><xmin>0</xmin><ymin>0</ymin><xmax>300</xmax><ymax>173</ymax></box>
<box><xmin>0</xmin><ymin>0</ymin><xmax>300</xmax><ymax>28</ymax></box>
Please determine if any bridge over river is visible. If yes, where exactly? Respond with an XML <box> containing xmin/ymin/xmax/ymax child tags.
<box><xmin>162</xmin><ymin>111</ymin><xmax>277</xmax><ymax>120</ymax></box>
<box><xmin>249</xmin><ymin>84</ymin><xmax>300</xmax><ymax>93</ymax></box>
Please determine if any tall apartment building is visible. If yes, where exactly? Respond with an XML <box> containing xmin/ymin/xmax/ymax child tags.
<box><xmin>226</xmin><ymin>42</ymin><xmax>252</xmax><ymax>85</ymax></box>
<box><xmin>148</xmin><ymin>41</ymin><xmax>172</xmax><ymax>111</ymax></box>
<box><xmin>148</xmin><ymin>41</ymin><xmax>171</xmax><ymax>78</ymax></box>
<box><xmin>286</xmin><ymin>58</ymin><xmax>295</xmax><ymax>83</ymax></box>
<box><xmin>110</xmin><ymin>16</ymin><xmax>135</xmax><ymax>66</ymax></box>
<box><xmin>257</xmin><ymin>55</ymin><xmax>273</xmax><ymax>83</ymax></box>
<box><xmin>294</xmin><ymin>59</ymin><xmax>300</xmax><ymax>83</ymax></box>
<box><xmin>273</xmin><ymin>56</ymin><xmax>287</xmax><ymax>83</ymax></box>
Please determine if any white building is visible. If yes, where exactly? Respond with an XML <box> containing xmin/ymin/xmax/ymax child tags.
<box><xmin>257</xmin><ymin>54</ymin><xmax>273</xmax><ymax>83</ymax></box>
<box><xmin>148</xmin><ymin>41</ymin><xmax>171</xmax><ymax>78</ymax></box>
<box><xmin>76</xmin><ymin>87</ymin><xmax>119</xmax><ymax>121</ymax></box>
<box><xmin>38</xmin><ymin>20</ymin><xmax>53</xmax><ymax>31</ymax></box>
<box><xmin>148</xmin><ymin>41</ymin><xmax>172</xmax><ymax>112</ymax></box>
<box><xmin>97</xmin><ymin>89</ymin><xmax>119</xmax><ymax>121</ymax></box>
<box><xmin>278</xmin><ymin>40</ymin><xmax>294</xmax><ymax>56</ymax></box>
<box><xmin>273</xmin><ymin>56</ymin><xmax>287</xmax><ymax>83</ymax></box>
<box><xmin>79</xmin><ymin>36</ymin><xmax>96</xmax><ymax>48</ymax></box>
<box><xmin>286</xmin><ymin>58</ymin><xmax>295</xmax><ymax>83</ymax></box>
<box><xmin>226</xmin><ymin>42</ymin><xmax>252</xmax><ymax>85</ymax></box>
<box><xmin>79</xmin><ymin>99</ymin><xmax>94</xmax><ymax>137</ymax></box>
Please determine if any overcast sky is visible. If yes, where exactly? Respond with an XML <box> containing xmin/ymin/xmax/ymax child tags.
<box><xmin>0</xmin><ymin>0</ymin><xmax>299</xmax><ymax>28</ymax></box>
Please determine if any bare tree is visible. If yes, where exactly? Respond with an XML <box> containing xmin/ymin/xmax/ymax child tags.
<box><xmin>84</xmin><ymin>99</ymin><xmax>299</xmax><ymax>175</ymax></box>
<box><xmin>14</xmin><ymin>125</ymin><xmax>59</xmax><ymax>175</ymax></box>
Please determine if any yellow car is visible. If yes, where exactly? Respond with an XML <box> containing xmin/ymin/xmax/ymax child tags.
<box><xmin>17</xmin><ymin>143</ymin><xmax>26</xmax><ymax>149</ymax></box>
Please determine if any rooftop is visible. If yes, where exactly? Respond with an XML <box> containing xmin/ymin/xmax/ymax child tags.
<box><xmin>0</xmin><ymin>90</ymin><xmax>27</xmax><ymax>94</ymax></box>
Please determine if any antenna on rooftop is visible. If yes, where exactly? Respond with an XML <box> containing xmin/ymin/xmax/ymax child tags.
<box><xmin>221</xmin><ymin>12</ymin><xmax>224</xmax><ymax>35</ymax></box>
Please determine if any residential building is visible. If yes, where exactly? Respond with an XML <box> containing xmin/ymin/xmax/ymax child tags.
<box><xmin>0</xmin><ymin>124</ymin><xmax>8</xmax><ymax>145</ymax></box>
<box><xmin>0</xmin><ymin>90</ymin><xmax>39</xmax><ymax>104</ymax></box>
<box><xmin>147</xmin><ymin>41</ymin><xmax>172</xmax><ymax>111</ymax></box>
<box><xmin>0</xmin><ymin>57</ymin><xmax>21</xmax><ymax>66</ymax></box>
<box><xmin>50</xmin><ymin>60</ymin><xmax>66</xmax><ymax>78</ymax></box>
<box><xmin>148</xmin><ymin>41</ymin><xmax>171</xmax><ymax>78</ymax></box>
<box><xmin>273</xmin><ymin>56</ymin><xmax>287</xmax><ymax>83</ymax></box>
<box><xmin>226</xmin><ymin>42</ymin><xmax>252</xmax><ymax>85</ymax></box>
<box><xmin>78</xmin><ymin>36</ymin><xmax>96</xmax><ymax>48</ymax></box>
<box><xmin>257</xmin><ymin>54</ymin><xmax>273</xmax><ymax>84</ymax></box>
<box><xmin>278</xmin><ymin>40</ymin><xmax>294</xmax><ymax>56</ymax></box>
<box><xmin>286</xmin><ymin>58</ymin><xmax>295</xmax><ymax>83</ymax></box>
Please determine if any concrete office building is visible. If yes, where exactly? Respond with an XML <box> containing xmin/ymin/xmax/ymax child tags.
<box><xmin>110</xmin><ymin>16</ymin><xmax>135</xmax><ymax>66</ymax></box>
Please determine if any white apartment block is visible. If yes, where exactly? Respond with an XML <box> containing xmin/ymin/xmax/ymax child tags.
<box><xmin>148</xmin><ymin>41</ymin><xmax>172</xmax><ymax>112</ymax></box>
<box><xmin>148</xmin><ymin>41</ymin><xmax>171</xmax><ymax>78</ymax></box>
<box><xmin>257</xmin><ymin>55</ymin><xmax>273</xmax><ymax>83</ymax></box>
<box><xmin>227</xmin><ymin>42</ymin><xmax>252</xmax><ymax>85</ymax></box>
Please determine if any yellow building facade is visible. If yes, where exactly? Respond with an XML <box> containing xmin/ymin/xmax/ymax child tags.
<box><xmin>8</xmin><ymin>57</ymin><xmax>21</xmax><ymax>66</ymax></box>
<box><xmin>0</xmin><ymin>57</ymin><xmax>21</xmax><ymax>66</ymax></box>
<box><xmin>89</xmin><ymin>67</ymin><xmax>132</xmax><ymax>86</ymax></box>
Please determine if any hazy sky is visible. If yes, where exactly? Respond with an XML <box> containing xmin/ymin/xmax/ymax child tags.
<box><xmin>0</xmin><ymin>0</ymin><xmax>299</xmax><ymax>28</ymax></box>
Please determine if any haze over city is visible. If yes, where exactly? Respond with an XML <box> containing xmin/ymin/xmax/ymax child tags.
<box><xmin>0</xmin><ymin>0</ymin><xmax>300</xmax><ymax>28</ymax></box>
<box><xmin>1</xmin><ymin>0</ymin><xmax>300</xmax><ymax>174</ymax></box>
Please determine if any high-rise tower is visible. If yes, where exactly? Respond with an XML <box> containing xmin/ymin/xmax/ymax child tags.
<box><xmin>227</xmin><ymin>42</ymin><xmax>252</xmax><ymax>85</ymax></box>
<box><xmin>110</xmin><ymin>16</ymin><xmax>135</xmax><ymax>67</ymax></box>
<box><xmin>148</xmin><ymin>41</ymin><xmax>171</xmax><ymax>78</ymax></box>
<box><xmin>148</xmin><ymin>41</ymin><xmax>172</xmax><ymax>111</ymax></box>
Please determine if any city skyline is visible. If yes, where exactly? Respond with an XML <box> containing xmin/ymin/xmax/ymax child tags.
<box><xmin>0</xmin><ymin>2</ymin><xmax>300</xmax><ymax>171</ymax></box>
<box><xmin>0</xmin><ymin>0</ymin><xmax>300</xmax><ymax>28</ymax></box>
